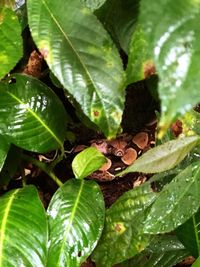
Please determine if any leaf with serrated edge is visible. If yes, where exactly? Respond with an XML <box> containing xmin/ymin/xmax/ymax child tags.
<box><xmin>144</xmin><ymin>162</ymin><xmax>200</xmax><ymax>234</ymax></box>
<box><xmin>72</xmin><ymin>147</ymin><xmax>107</xmax><ymax>179</ymax></box>
<box><xmin>92</xmin><ymin>184</ymin><xmax>157</xmax><ymax>267</ymax></box>
<box><xmin>138</xmin><ymin>0</ymin><xmax>200</xmax><ymax>135</ymax></box>
<box><xmin>118</xmin><ymin>136</ymin><xmax>200</xmax><ymax>176</ymax></box>
<box><xmin>0</xmin><ymin>74</ymin><xmax>68</xmax><ymax>153</ymax></box>
<box><xmin>47</xmin><ymin>179</ymin><xmax>105</xmax><ymax>267</ymax></box>
<box><xmin>0</xmin><ymin>185</ymin><xmax>47</xmax><ymax>267</ymax></box>
<box><xmin>0</xmin><ymin>7</ymin><xmax>23</xmax><ymax>79</ymax></box>
<box><xmin>176</xmin><ymin>208</ymin><xmax>200</xmax><ymax>258</ymax></box>
<box><xmin>27</xmin><ymin>0</ymin><xmax>125</xmax><ymax>138</ymax></box>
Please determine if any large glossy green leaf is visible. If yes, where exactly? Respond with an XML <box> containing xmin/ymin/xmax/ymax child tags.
<box><xmin>0</xmin><ymin>185</ymin><xmax>47</xmax><ymax>267</ymax></box>
<box><xmin>47</xmin><ymin>179</ymin><xmax>105</xmax><ymax>267</ymax></box>
<box><xmin>118</xmin><ymin>135</ymin><xmax>200</xmax><ymax>176</ymax></box>
<box><xmin>0</xmin><ymin>6</ymin><xmax>22</xmax><ymax>79</ymax></box>
<box><xmin>144</xmin><ymin>162</ymin><xmax>200</xmax><ymax>234</ymax></box>
<box><xmin>27</xmin><ymin>0</ymin><xmax>125</xmax><ymax>139</ymax></box>
<box><xmin>0</xmin><ymin>135</ymin><xmax>9</xmax><ymax>172</ymax></box>
<box><xmin>176</xmin><ymin>209</ymin><xmax>200</xmax><ymax>258</ymax></box>
<box><xmin>72</xmin><ymin>147</ymin><xmax>106</xmax><ymax>179</ymax></box>
<box><xmin>138</xmin><ymin>0</ymin><xmax>200</xmax><ymax>135</ymax></box>
<box><xmin>96</xmin><ymin>0</ymin><xmax>139</xmax><ymax>53</ymax></box>
<box><xmin>0</xmin><ymin>74</ymin><xmax>68</xmax><ymax>153</ymax></box>
<box><xmin>121</xmin><ymin>235</ymin><xmax>189</xmax><ymax>267</ymax></box>
<box><xmin>92</xmin><ymin>184</ymin><xmax>157</xmax><ymax>267</ymax></box>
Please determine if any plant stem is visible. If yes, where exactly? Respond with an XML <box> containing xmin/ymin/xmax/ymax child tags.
<box><xmin>22</xmin><ymin>154</ymin><xmax>63</xmax><ymax>187</ymax></box>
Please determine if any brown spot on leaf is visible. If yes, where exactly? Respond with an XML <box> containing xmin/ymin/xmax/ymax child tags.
<box><xmin>144</xmin><ymin>61</ymin><xmax>156</xmax><ymax>78</ymax></box>
<box><xmin>115</xmin><ymin>223</ymin><xmax>122</xmax><ymax>232</ymax></box>
<box><xmin>93</xmin><ymin>110</ymin><xmax>99</xmax><ymax>117</ymax></box>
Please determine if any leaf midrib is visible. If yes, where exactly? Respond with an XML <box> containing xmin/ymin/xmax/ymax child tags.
<box><xmin>0</xmin><ymin>189</ymin><xmax>19</xmax><ymax>267</ymax></box>
<box><xmin>40</xmin><ymin>0</ymin><xmax>110</xmax><ymax>131</ymax></box>
<box><xmin>7</xmin><ymin>91</ymin><xmax>63</xmax><ymax>148</ymax></box>
<box><xmin>56</xmin><ymin>180</ymin><xmax>84</xmax><ymax>267</ymax></box>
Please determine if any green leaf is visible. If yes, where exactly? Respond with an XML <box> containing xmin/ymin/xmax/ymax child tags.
<box><xmin>0</xmin><ymin>7</ymin><xmax>23</xmax><ymax>79</ymax></box>
<box><xmin>0</xmin><ymin>185</ymin><xmax>47</xmax><ymax>266</ymax></box>
<box><xmin>96</xmin><ymin>0</ymin><xmax>139</xmax><ymax>53</ymax></box>
<box><xmin>144</xmin><ymin>162</ymin><xmax>200</xmax><ymax>234</ymax></box>
<box><xmin>0</xmin><ymin>135</ymin><xmax>9</xmax><ymax>172</ymax></box>
<box><xmin>0</xmin><ymin>74</ymin><xmax>68</xmax><ymax>153</ymax></box>
<box><xmin>121</xmin><ymin>235</ymin><xmax>189</xmax><ymax>267</ymax></box>
<box><xmin>72</xmin><ymin>147</ymin><xmax>106</xmax><ymax>179</ymax></box>
<box><xmin>47</xmin><ymin>179</ymin><xmax>105</xmax><ymax>267</ymax></box>
<box><xmin>118</xmin><ymin>136</ymin><xmax>200</xmax><ymax>176</ymax></box>
<box><xmin>138</xmin><ymin>0</ymin><xmax>200</xmax><ymax>135</ymax></box>
<box><xmin>92</xmin><ymin>184</ymin><xmax>157</xmax><ymax>267</ymax></box>
<box><xmin>192</xmin><ymin>256</ymin><xmax>200</xmax><ymax>267</ymax></box>
<box><xmin>176</xmin><ymin>209</ymin><xmax>200</xmax><ymax>258</ymax></box>
<box><xmin>126</xmin><ymin>25</ymin><xmax>153</xmax><ymax>84</ymax></box>
<box><xmin>27</xmin><ymin>0</ymin><xmax>125</xmax><ymax>139</ymax></box>
<box><xmin>81</xmin><ymin>0</ymin><xmax>107</xmax><ymax>11</ymax></box>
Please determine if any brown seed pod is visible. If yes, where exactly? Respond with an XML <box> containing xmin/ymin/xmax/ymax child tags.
<box><xmin>132</xmin><ymin>132</ymin><xmax>149</xmax><ymax>150</ymax></box>
<box><xmin>99</xmin><ymin>158</ymin><xmax>112</xmax><ymax>171</ymax></box>
<box><xmin>121</xmin><ymin>148</ymin><xmax>137</xmax><ymax>165</ymax></box>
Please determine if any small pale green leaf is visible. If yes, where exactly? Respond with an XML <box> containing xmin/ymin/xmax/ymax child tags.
<box><xmin>0</xmin><ymin>7</ymin><xmax>23</xmax><ymax>79</ymax></box>
<box><xmin>92</xmin><ymin>184</ymin><xmax>157</xmax><ymax>267</ymax></box>
<box><xmin>138</xmin><ymin>0</ymin><xmax>200</xmax><ymax>135</ymax></box>
<box><xmin>47</xmin><ymin>179</ymin><xmax>105</xmax><ymax>267</ymax></box>
<box><xmin>0</xmin><ymin>185</ymin><xmax>48</xmax><ymax>267</ymax></box>
<box><xmin>192</xmin><ymin>256</ymin><xmax>200</xmax><ymax>267</ymax></box>
<box><xmin>0</xmin><ymin>135</ymin><xmax>9</xmax><ymax>172</ymax></box>
<box><xmin>176</xmin><ymin>209</ymin><xmax>200</xmax><ymax>258</ymax></box>
<box><xmin>96</xmin><ymin>0</ymin><xmax>139</xmax><ymax>53</ymax></box>
<box><xmin>144</xmin><ymin>162</ymin><xmax>200</xmax><ymax>234</ymax></box>
<box><xmin>121</xmin><ymin>235</ymin><xmax>189</xmax><ymax>267</ymax></box>
<box><xmin>118</xmin><ymin>136</ymin><xmax>200</xmax><ymax>176</ymax></box>
<box><xmin>126</xmin><ymin>25</ymin><xmax>154</xmax><ymax>84</ymax></box>
<box><xmin>72</xmin><ymin>147</ymin><xmax>106</xmax><ymax>179</ymax></box>
<box><xmin>81</xmin><ymin>0</ymin><xmax>106</xmax><ymax>11</ymax></box>
<box><xmin>27</xmin><ymin>0</ymin><xmax>125</xmax><ymax>138</ymax></box>
<box><xmin>0</xmin><ymin>74</ymin><xmax>68</xmax><ymax>153</ymax></box>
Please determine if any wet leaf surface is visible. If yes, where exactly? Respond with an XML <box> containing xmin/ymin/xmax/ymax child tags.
<box><xmin>47</xmin><ymin>179</ymin><xmax>105</xmax><ymax>267</ymax></box>
<box><xmin>0</xmin><ymin>185</ymin><xmax>48</xmax><ymax>267</ymax></box>
<box><xmin>27</xmin><ymin>0</ymin><xmax>125</xmax><ymax>138</ymax></box>
<box><xmin>0</xmin><ymin>74</ymin><xmax>68</xmax><ymax>152</ymax></box>
<box><xmin>92</xmin><ymin>184</ymin><xmax>157</xmax><ymax>267</ymax></box>
<box><xmin>138</xmin><ymin>0</ymin><xmax>200</xmax><ymax>135</ymax></box>
<box><xmin>144</xmin><ymin>162</ymin><xmax>200</xmax><ymax>234</ymax></box>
